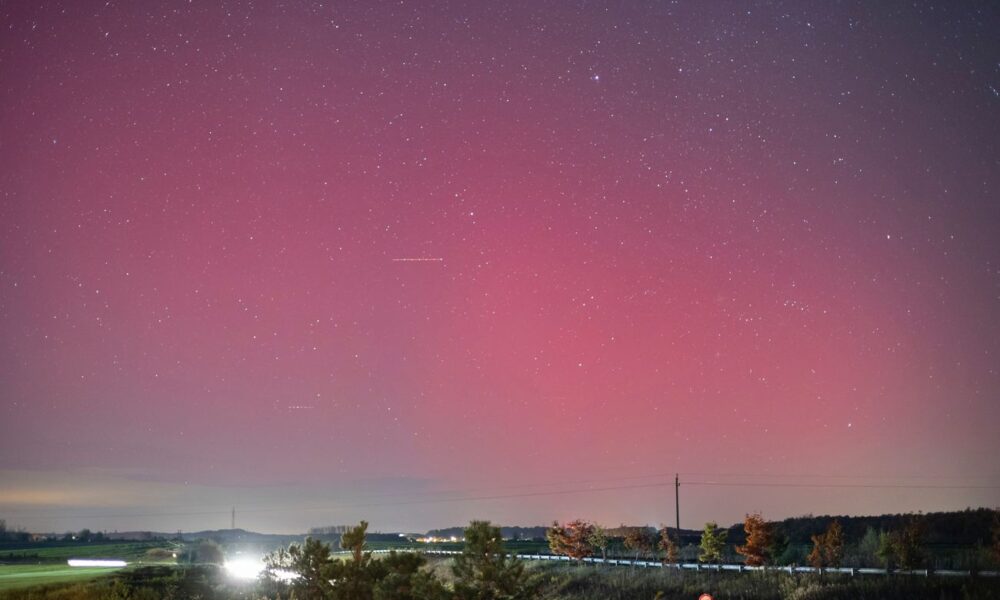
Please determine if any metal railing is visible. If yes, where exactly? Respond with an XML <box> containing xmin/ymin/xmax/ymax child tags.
<box><xmin>412</xmin><ymin>549</ymin><xmax>999</xmax><ymax>578</ymax></box>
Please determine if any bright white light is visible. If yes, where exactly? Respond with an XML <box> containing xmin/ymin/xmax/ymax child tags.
<box><xmin>224</xmin><ymin>558</ymin><xmax>264</xmax><ymax>580</ymax></box>
<box><xmin>68</xmin><ymin>559</ymin><xmax>127</xmax><ymax>568</ymax></box>
<box><xmin>224</xmin><ymin>559</ymin><xmax>297</xmax><ymax>582</ymax></box>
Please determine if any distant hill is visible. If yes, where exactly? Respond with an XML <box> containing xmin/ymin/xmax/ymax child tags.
<box><xmin>425</xmin><ymin>508</ymin><xmax>999</xmax><ymax>548</ymax></box>
<box><xmin>724</xmin><ymin>507</ymin><xmax>999</xmax><ymax>547</ymax></box>
<box><xmin>17</xmin><ymin>507</ymin><xmax>994</xmax><ymax>549</ymax></box>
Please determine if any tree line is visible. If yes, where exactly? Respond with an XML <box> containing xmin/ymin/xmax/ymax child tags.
<box><xmin>544</xmin><ymin>509</ymin><xmax>1000</xmax><ymax>571</ymax></box>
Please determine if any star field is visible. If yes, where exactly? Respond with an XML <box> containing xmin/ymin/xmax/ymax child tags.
<box><xmin>1</xmin><ymin>1</ymin><xmax>998</xmax><ymax>533</ymax></box>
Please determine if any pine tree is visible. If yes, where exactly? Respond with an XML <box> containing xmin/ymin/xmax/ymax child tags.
<box><xmin>264</xmin><ymin>537</ymin><xmax>335</xmax><ymax>600</ymax></box>
<box><xmin>453</xmin><ymin>521</ymin><xmax>537</xmax><ymax>600</ymax></box>
<box><xmin>856</xmin><ymin>527</ymin><xmax>880</xmax><ymax>567</ymax></box>
<box><xmin>342</xmin><ymin>520</ymin><xmax>369</xmax><ymax>564</ymax></box>
<box><xmin>698</xmin><ymin>522</ymin><xmax>727</xmax><ymax>564</ymax></box>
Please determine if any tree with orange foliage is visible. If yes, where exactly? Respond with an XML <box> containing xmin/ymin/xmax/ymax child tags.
<box><xmin>624</xmin><ymin>527</ymin><xmax>656</xmax><ymax>561</ymax></box>
<box><xmin>807</xmin><ymin>520</ymin><xmax>844</xmax><ymax>568</ymax></box>
<box><xmin>546</xmin><ymin>520</ymin><xmax>595</xmax><ymax>562</ymax></box>
<box><xmin>658</xmin><ymin>527</ymin><xmax>679</xmax><ymax>564</ymax></box>
<box><xmin>736</xmin><ymin>512</ymin><xmax>774</xmax><ymax>566</ymax></box>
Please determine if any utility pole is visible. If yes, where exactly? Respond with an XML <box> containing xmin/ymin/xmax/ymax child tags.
<box><xmin>674</xmin><ymin>474</ymin><xmax>680</xmax><ymax>535</ymax></box>
<box><xmin>231</xmin><ymin>506</ymin><xmax>235</xmax><ymax>530</ymax></box>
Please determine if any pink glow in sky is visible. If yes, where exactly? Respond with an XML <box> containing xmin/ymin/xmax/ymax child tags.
<box><xmin>1</xmin><ymin>2</ymin><xmax>999</xmax><ymax>533</ymax></box>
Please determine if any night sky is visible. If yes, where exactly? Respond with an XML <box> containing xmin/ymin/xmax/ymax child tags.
<box><xmin>2</xmin><ymin>1</ymin><xmax>999</xmax><ymax>535</ymax></box>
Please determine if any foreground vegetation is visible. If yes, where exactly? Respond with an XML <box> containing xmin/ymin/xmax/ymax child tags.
<box><xmin>1</xmin><ymin>518</ymin><xmax>999</xmax><ymax>600</ymax></box>
<box><xmin>524</xmin><ymin>563</ymin><xmax>1000</xmax><ymax>600</ymax></box>
<box><xmin>1</xmin><ymin>510</ymin><xmax>997</xmax><ymax>598</ymax></box>
<box><xmin>2</xmin><ymin>560</ymin><xmax>999</xmax><ymax>600</ymax></box>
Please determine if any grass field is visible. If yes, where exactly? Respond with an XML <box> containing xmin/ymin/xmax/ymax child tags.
<box><xmin>0</xmin><ymin>565</ymin><xmax>119</xmax><ymax>591</ymax></box>
<box><xmin>0</xmin><ymin>542</ymin><xmax>176</xmax><ymax>565</ymax></box>
<box><xmin>0</xmin><ymin>542</ymin><xmax>175</xmax><ymax>592</ymax></box>
<box><xmin>517</xmin><ymin>562</ymin><xmax>1000</xmax><ymax>600</ymax></box>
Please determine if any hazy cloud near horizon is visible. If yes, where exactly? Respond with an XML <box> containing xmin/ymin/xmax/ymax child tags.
<box><xmin>3</xmin><ymin>467</ymin><xmax>997</xmax><ymax>535</ymax></box>
<box><xmin>0</xmin><ymin>468</ymin><xmax>453</xmax><ymax>533</ymax></box>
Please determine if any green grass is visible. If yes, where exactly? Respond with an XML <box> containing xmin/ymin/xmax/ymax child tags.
<box><xmin>0</xmin><ymin>542</ymin><xmax>175</xmax><ymax>564</ymax></box>
<box><xmin>0</xmin><ymin>565</ymin><xmax>119</xmax><ymax>592</ymax></box>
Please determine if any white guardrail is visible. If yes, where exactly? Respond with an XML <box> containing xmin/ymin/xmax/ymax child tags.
<box><xmin>359</xmin><ymin>549</ymin><xmax>998</xmax><ymax>578</ymax></box>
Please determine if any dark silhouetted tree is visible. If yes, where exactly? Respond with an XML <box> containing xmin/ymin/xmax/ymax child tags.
<box><xmin>265</xmin><ymin>527</ymin><xmax>447</xmax><ymax>600</ymax></box>
<box><xmin>452</xmin><ymin>520</ymin><xmax>537</xmax><ymax>600</ymax></box>
<box><xmin>874</xmin><ymin>516</ymin><xmax>925</xmax><ymax>571</ymax></box>
<box><xmin>990</xmin><ymin>509</ymin><xmax>1000</xmax><ymax>566</ymax></box>
<box><xmin>372</xmin><ymin>551</ymin><xmax>448</xmax><ymax>600</ymax></box>
<box><xmin>768</xmin><ymin>529</ymin><xmax>790</xmax><ymax>565</ymax></box>
<box><xmin>264</xmin><ymin>537</ymin><xmax>335</xmax><ymax>600</ymax></box>
<box><xmin>895</xmin><ymin>516</ymin><xmax>926</xmax><ymax>570</ymax></box>
<box><xmin>343</xmin><ymin>520</ymin><xmax>370</xmax><ymax>563</ymax></box>
<box><xmin>623</xmin><ymin>527</ymin><xmax>655</xmax><ymax>561</ymax></box>
<box><xmin>329</xmin><ymin>521</ymin><xmax>379</xmax><ymax>600</ymax></box>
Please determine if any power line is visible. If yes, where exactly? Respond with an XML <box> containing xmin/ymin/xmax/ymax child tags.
<box><xmin>6</xmin><ymin>469</ymin><xmax>994</xmax><ymax>519</ymax></box>
<box><xmin>683</xmin><ymin>481</ymin><xmax>1000</xmax><ymax>490</ymax></box>
<box><xmin>5</xmin><ymin>479</ymin><xmax>998</xmax><ymax>521</ymax></box>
